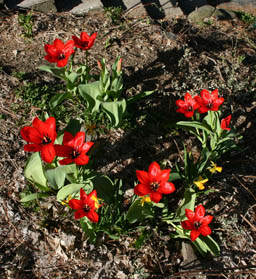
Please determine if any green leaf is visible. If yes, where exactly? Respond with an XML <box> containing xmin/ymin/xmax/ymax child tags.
<box><xmin>91</xmin><ymin>175</ymin><xmax>115</xmax><ymax>204</ymax></box>
<box><xmin>20</xmin><ymin>192</ymin><xmax>49</xmax><ymax>202</ymax></box>
<box><xmin>175</xmin><ymin>188</ymin><xmax>196</xmax><ymax>221</ymax></box>
<box><xmin>39</xmin><ymin>65</ymin><xmax>67</xmax><ymax>81</ymax></box>
<box><xmin>78</xmin><ymin>81</ymin><xmax>101</xmax><ymax>113</ymax></box>
<box><xmin>24</xmin><ymin>153</ymin><xmax>49</xmax><ymax>191</ymax></box>
<box><xmin>176</xmin><ymin>121</ymin><xmax>213</xmax><ymax>135</ymax></box>
<box><xmin>56</xmin><ymin>183</ymin><xmax>85</xmax><ymax>202</ymax></box>
<box><xmin>127</xmin><ymin>199</ymin><xmax>144</xmax><ymax>224</ymax></box>
<box><xmin>66</xmin><ymin>72</ymin><xmax>79</xmax><ymax>84</ymax></box>
<box><xmin>45</xmin><ymin>166</ymin><xmax>67</xmax><ymax>189</ymax></box>
<box><xmin>202</xmin><ymin>235</ymin><xmax>220</xmax><ymax>256</ymax></box>
<box><xmin>169</xmin><ymin>172</ymin><xmax>181</xmax><ymax>181</ymax></box>
<box><xmin>80</xmin><ymin>217</ymin><xmax>97</xmax><ymax>243</ymax></box>
<box><xmin>101</xmin><ymin>99</ymin><xmax>126</xmax><ymax>127</ymax></box>
<box><xmin>49</xmin><ymin>92</ymin><xmax>72</xmax><ymax>109</ymax></box>
<box><xmin>127</xmin><ymin>90</ymin><xmax>155</xmax><ymax>104</ymax></box>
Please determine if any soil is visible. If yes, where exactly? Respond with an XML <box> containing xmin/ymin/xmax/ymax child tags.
<box><xmin>0</xmin><ymin>5</ymin><xmax>256</xmax><ymax>279</ymax></box>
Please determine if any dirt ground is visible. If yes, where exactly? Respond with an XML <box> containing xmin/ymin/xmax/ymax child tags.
<box><xmin>0</xmin><ymin>5</ymin><xmax>256</xmax><ymax>279</ymax></box>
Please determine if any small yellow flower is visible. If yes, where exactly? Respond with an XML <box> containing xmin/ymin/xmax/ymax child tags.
<box><xmin>140</xmin><ymin>196</ymin><xmax>151</xmax><ymax>206</ymax></box>
<box><xmin>61</xmin><ymin>194</ymin><xmax>72</xmax><ymax>207</ymax></box>
<box><xmin>194</xmin><ymin>176</ymin><xmax>208</xmax><ymax>190</ymax></box>
<box><xmin>208</xmin><ymin>161</ymin><xmax>222</xmax><ymax>174</ymax></box>
<box><xmin>91</xmin><ymin>194</ymin><xmax>101</xmax><ymax>209</ymax></box>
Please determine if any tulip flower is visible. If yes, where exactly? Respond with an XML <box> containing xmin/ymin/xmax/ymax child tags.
<box><xmin>44</xmin><ymin>38</ymin><xmax>75</xmax><ymax>67</ymax></box>
<box><xmin>72</xmin><ymin>32</ymin><xmax>97</xmax><ymax>50</ymax></box>
<box><xmin>195</xmin><ymin>89</ymin><xmax>224</xmax><ymax>113</ymax></box>
<box><xmin>181</xmin><ymin>204</ymin><xmax>213</xmax><ymax>241</ymax></box>
<box><xmin>221</xmin><ymin>115</ymin><xmax>231</xmax><ymax>130</ymax></box>
<box><xmin>20</xmin><ymin>117</ymin><xmax>57</xmax><ymax>163</ymax></box>
<box><xmin>54</xmin><ymin>131</ymin><xmax>94</xmax><ymax>165</ymax></box>
<box><xmin>134</xmin><ymin>162</ymin><xmax>175</xmax><ymax>203</ymax></box>
<box><xmin>176</xmin><ymin>92</ymin><xmax>200</xmax><ymax>118</ymax></box>
<box><xmin>69</xmin><ymin>189</ymin><xmax>99</xmax><ymax>222</ymax></box>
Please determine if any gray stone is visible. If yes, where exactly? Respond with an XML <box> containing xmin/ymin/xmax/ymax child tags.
<box><xmin>212</xmin><ymin>8</ymin><xmax>237</xmax><ymax>19</ymax></box>
<box><xmin>70</xmin><ymin>0</ymin><xmax>103</xmax><ymax>16</ymax></box>
<box><xmin>5</xmin><ymin>0</ymin><xmax>56</xmax><ymax>12</ymax></box>
<box><xmin>217</xmin><ymin>2</ymin><xmax>256</xmax><ymax>15</ymax></box>
<box><xmin>188</xmin><ymin>5</ymin><xmax>216</xmax><ymax>22</ymax></box>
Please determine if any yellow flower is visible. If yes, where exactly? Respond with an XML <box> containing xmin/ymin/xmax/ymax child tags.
<box><xmin>61</xmin><ymin>194</ymin><xmax>72</xmax><ymax>206</ymax></box>
<box><xmin>208</xmin><ymin>161</ymin><xmax>222</xmax><ymax>174</ymax></box>
<box><xmin>194</xmin><ymin>176</ymin><xmax>208</xmax><ymax>190</ymax></box>
<box><xmin>91</xmin><ymin>194</ymin><xmax>101</xmax><ymax>209</ymax></box>
<box><xmin>140</xmin><ymin>196</ymin><xmax>151</xmax><ymax>206</ymax></box>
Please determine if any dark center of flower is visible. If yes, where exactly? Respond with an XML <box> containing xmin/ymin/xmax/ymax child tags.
<box><xmin>58</xmin><ymin>53</ymin><xmax>66</xmax><ymax>60</ymax></box>
<box><xmin>207</xmin><ymin>100</ymin><xmax>213</xmax><ymax>109</ymax></box>
<box><xmin>71</xmin><ymin>148</ymin><xmax>80</xmax><ymax>159</ymax></box>
<box><xmin>42</xmin><ymin>135</ymin><xmax>52</xmax><ymax>145</ymax></box>
<box><xmin>150</xmin><ymin>182</ymin><xmax>160</xmax><ymax>192</ymax></box>
<box><xmin>83</xmin><ymin>204</ymin><xmax>91</xmax><ymax>212</ymax></box>
<box><xmin>193</xmin><ymin>221</ymin><xmax>201</xmax><ymax>229</ymax></box>
<box><xmin>81</xmin><ymin>41</ymin><xmax>88</xmax><ymax>47</ymax></box>
<box><xmin>187</xmin><ymin>105</ymin><xmax>193</xmax><ymax>111</ymax></box>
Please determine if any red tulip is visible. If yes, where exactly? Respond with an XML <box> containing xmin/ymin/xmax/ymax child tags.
<box><xmin>221</xmin><ymin>115</ymin><xmax>231</xmax><ymax>130</ymax></box>
<box><xmin>195</xmin><ymin>89</ymin><xmax>224</xmax><ymax>113</ymax></box>
<box><xmin>54</xmin><ymin>131</ymin><xmax>94</xmax><ymax>165</ymax></box>
<box><xmin>69</xmin><ymin>189</ymin><xmax>99</xmax><ymax>222</ymax></box>
<box><xmin>176</xmin><ymin>92</ymin><xmax>200</xmax><ymax>118</ymax></box>
<box><xmin>181</xmin><ymin>205</ymin><xmax>213</xmax><ymax>241</ymax></box>
<box><xmin>134</xmin><ymin>162</ymin><xmax>175</xmax><ymax>203</ymax></box>
<box><xmin>20</xmin><ymin>117</ymin><xmax>57</xmax><ymax>163</ymax></box>
<box><xmin>72</xmin><ymin>32</ymin><xmax>97</xmax><ymax>50</ymax></box>
<box><xmin>44</xmin><ymin>38</ymin><xmax>75</xmax><ymax>67</ymax></box>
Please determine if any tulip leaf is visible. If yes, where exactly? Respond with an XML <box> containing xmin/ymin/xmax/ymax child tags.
<box><xmin>127</xmin><ymin>90</ymin><xmax>155</xmax><ymax>104</ymax></box>
<box><xmin>20</xmin><ymin>192</ymin><xmax>49</xmax><ymax>203</ymax></box>
<box><xmin>176</xmin><ymin>121</ymin><xmax>213</xmax><ymax>135</ymax></box>
<box><xmin>80</xmin><ymin>217</ymin><xmax>97</xmax><ymax>243</ymax></box>
<box><xmin>64</xmin><ymin>118</ymin><xmax>82</xmax><ymax>137</ymax></box>
<box><xmin>169</xmin><ymin>172</ymin><xmax>181</xmax><ymax>181</ymax></box>
<box><xmin>45</xmin><ymin>166</ymin><xmax>67</xmax><ymax>189</ymax></box>
<box><xmin>101</xmin><ymin>99</ymin><xmax>126</xmax><ymax>127</ymax></box>
<box><xmin>200</xmin><ymin>235</ymin><xmax>220</xmax><ymax>256</ymax></box>
<box><xmin>127</xmin><ymin>199</ymin><xmax>144</xmax><ymax>224</ymax></box>
<box><xmin>66</xmin><ymin>72</ymin><xmax>79</xmax><ymax>84</ymax></box>
<box><xmin>175</xmin><ymin>188</ymin><xmax>196</xmax><ymax>221</ymax></box>
<box><xmin>24</xmin><ymin>152</ymin><xmax>49</xmax><ymax>191</ymax></box>
<box><xmin>78</xmin><ymin>81</ymin><xmax>101</xmax><ymax>113</ymax></box>
<box><xmin>90</xmin><ymin>175</ymin><xmax>115</xmax><ymax>204</ymax></box>
<box><xmin>56</xmin><ymin>183</ymin><xmax>87</xmax><ymax>202</ymax></box>
<box><xmin>39</xmin><ymin>65</ymin><xmax>67</xmax><ymax>81</ymax></box>
<box><xmin>49</xmin><ymin>92</ymin><xmax>73</xmax><ymax>109</ymax></box>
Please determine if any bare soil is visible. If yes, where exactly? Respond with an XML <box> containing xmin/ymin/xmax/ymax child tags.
<box><xmin>0</xmin><ymin>6</ymin><xmax>256</xmax><ymax>279</ymax></box>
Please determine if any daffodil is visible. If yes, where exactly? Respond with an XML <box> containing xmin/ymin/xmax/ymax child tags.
<box><xmin>61</xmin><ymin>194</ymin><xmax>72</xmax><ymax>206</ymax></box>
<box><xmin>208</xmin><ymin>161</ymin><xmax>222</xmax><ymax>174</ymax></box>
<box><xmin>140</xmin><ymin>196</ymin><xmax>151</xmax><ymax>206</ymax></box>
<box><xmin>194</xmin><ymin>176</ymin><xmax>208</xmax><ymax>190</ymax></box>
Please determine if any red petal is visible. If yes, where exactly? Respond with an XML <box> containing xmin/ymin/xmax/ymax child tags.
<box><xmin>159</xmin><ymin>169</ymin><xmax>171</xmax><ymax>183</ymax></box>
<box><xmin>45</xmin><ymin>44</ymin><xmax>58</xmax><ymax>57</ymax></box>
<box><xmin>158</xmin><ymin>182</ymin><xmax>175</xmax><ymax>194</ymax></box>
<box><xmin>53</xmin><ymin>38</ymin><xmax>65</xmax><ymax>50</ymax></box>
<box><xmin>59</xmin><ymin>158</ymin><xmax>73</xmax><ymax>165</ymax></box>
<box><xmin>20</xmin><ymin>126</ymin><xmax>42</xmax><ymax>143</ymax></box>
<box><xmin>62</xmin><ymin>131</ymin><xmax>74</xmax><ymax>144</ymax></box>
<box><xmin>148</xmin><ymin>162</ymin><xmax>161</xmax><ymax>182</ymax></box>
<box><xmin>88</xmin><ymin>190</ymin><xmax>97</xmax><ymax>200</ymax></box>
<box><xmin>176</xmin><ymin>99</ymin><xmax>186</xmax><ymax>108</ymax></box>
<box><xmin>195</xmin><ymin>205</ymin><xmax>205</xmax><ymax>220</ymax></box>
<box><xmin>135</xmin><ymin>183</ymin><xmax>150</xmax><ymax>196</ymax></box>
<box><xmin>211</xmin><ymin>89</ymin><xmax>219</xmax><ymax>99</ymax></box>
<box><xmin>185</xmin><ymin>209</ymin><xmax>195</xmax><ymax>221</ymax></box>
<box><xmin>81</xmin><ymin>141</ymin><xmax>94</xmax><ymax>153</ymax></box>
<box><xmin>184</xmin><ymin>111</ymin><xmax>194</xmax><ymax>118</ymax></box>
<box><xmin>184</xmin><ymin>92</ymin><xmax>192</xmax><ymax>102</ymax></box>
<box><xmin>181</xmin><ymin>220</ymin><xmax>193</xmax><ymax>230</ymax></box>
<box><xmin>134</xmin><ymin>185</ymin><xmax>144</xmax><ymax>196</ymax></box>
<box><xmin>80</xmin><ymin>32</ymin><xmax>90</xmax><ymax>41</ymax></box>
<box><xmin>136</xmin><ymin>170</ymin><xmax>149</xmax><ymax>185</ymax></box>
<box><xmin>69</xmin><ymin>199</ymin><xmax>83</xmax><ymax>210</ymax></box>
<box><xmin>74</xmin><ymin>209</ymin><xmax>87</xmax><ymax>219</ymax></box>
<box><xmin>86</xmin><ymin>210</ymin><xmax>99</xmax><ymax>223</ymax></box>
<box><xmin>23</xmin><ymin>144</ymin><xmax>41</xmax><ymax>152</ymax></box>
<box><xmin>150</xmin><ymin>191</ymin><xmax>162</xmax><ymax>203</ymax></box>
<box><xmin>41</xmin><ymin>144</ymin><xmax>56</xmax><ymax>163</ymax></box>
<box><xmin>54</xmin><ymin>144</ymin><xmax>72</xmax><ymax>157</ymax></box>
<box><xmin>201</xmin><ymin>215</ymin><xmax>213</xmax><ymax>226</ymax></box>
<box><xmin>190</xmin><ymin>229</ymin><xmax>201</xmax><ymax>241</ymax></box>
<box><xmin>80</xmin><ymin>188</ymin><xmax>87</xmax><ymax>202</ymax></box>
<box><xmin>45</xmin><ymin>117</ymin><xmax>57</xmax><ymax>140</ymax></box>
<box><xmin>72</xmin><ymin>132</ymin><xmax>85</xmax><ymax>149</ymax></box>
<box><xmin>74</xmin><ymin>154</ymin><xmax>89</xmax><ymax>165</ymax></box>
<box><xmin>57</xmin><ymin>57</ymin><xmax>69</xmax><ymax>67</ymax></box>
<box><xmin>199</xmin><ymin>225</ymin><xmax>212</xmax><ymax>236</ymax></box>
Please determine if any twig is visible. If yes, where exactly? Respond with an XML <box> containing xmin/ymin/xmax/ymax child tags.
<box><xmin>240</xmin><ymin>214</ymin><xmax>256</xmax><ymax>231</ymax></box>
<box><xmin>232</xmin><ymin>174</ymin><xmax>256</xmax><ymax>201</ymax></box>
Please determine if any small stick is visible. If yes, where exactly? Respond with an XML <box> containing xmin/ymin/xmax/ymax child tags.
<box><xmin>232</xmin><ymin>174</ymin><xmax>256</xmax><ymax>201</ymax></box>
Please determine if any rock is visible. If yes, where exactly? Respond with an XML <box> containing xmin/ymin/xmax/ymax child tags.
<box><xmin>5</xmin><ymin>0</ymin><xmax>57</xmax><ymax>12</ymax></box>
<box><xmin>217</xmin><ymin>1</ymin><xmax>256</xmax><ymax>16</ymax></box>
<box><xmin>188</xmin><ymin>5</ymin><xmax>216</xmax><ymax>22</ymax></box>
<box><xmin>70</xmin><ymin>0</ymin><xmax>103</xmax><ymax>16</ymax></box>
<box><xmin>212</xmin><ymin>8</ymin><xmax>237</xmax><ymax>19</ymax></box>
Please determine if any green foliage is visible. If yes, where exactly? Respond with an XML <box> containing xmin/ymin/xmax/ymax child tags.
<box><xmin>18</xmin><ymin>12</ymin><xmax>33</xmax><ymax>38</ymax></box>
<box><xmin>104</xmin><ymin>6</ymin><xmax>124</xmax><ymax>25</ymax></box>
<box><xmin>236</xmin><ymin>11</ymin><xmax>256</xmax><ymax>24</ymax></box>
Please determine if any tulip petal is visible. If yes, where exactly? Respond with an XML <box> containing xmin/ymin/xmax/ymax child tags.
<box><xmin>150</xmin><ymin>191</ymin><xmax>162</xmax><ymax>203</ymax></box>
<box><xmin>185</xmin><ymin>209</ymin><xmax>195</xmax><ymax>221</ymax></box>
<box><xmin>74</xmin><ymin>209</ymin><xmax>87</xmax><ymax>219</ymax></box>
<box><xmin>69</xmin><ymin>199</ymin><xmax>83</xmax><ymax>210</ymax></box>
<box><xmin>199</xmin><ymin>225</ymin><xmax>212</xmax><ymax>236</ymax></box>
<box><xmin>41</xmin><ymin>144</ymin><xmax>56</xmax><ymax>163</ymax></box>
<box><xmin>190</xmin><ymin>229</ymin><xmax>201</xmax><ymax>241</ymax></box>
<box><xmin>159</xmin><ymin>169</ymin><xmax>171</xmax><ymax>183</ymax></box>
<box><xmin>201</xmin><ymin>215</ymin><xmax>213</xmax><ymax>226</ymax></box>
<box><xmin>148</xmin><ymin>162</ymin><xmax>161</xmax><ymax>181</ymax></box>
<box><xmin>86</xmin><ymin>210</ymin><xmax>99</xmax><ymax>223</ymax></box>
<box><xmin>59</xmin><ymin>158</ymin><xmax>73</xmax><ymax>165</ymax></box>
<box><xmin>181</xmin><ymin>220</ymin><xmax>194</xmax><ymax>230</ymax></box>
<box><xmin>158</xmin><ymin>182</ymin><xmax>175</xmax><ymax>194</ymax></box>
<box><xmin>195</xmin><ymin>205</ymin><xmax>205</xmax><ymax>220</ymax></box>
<box><xmin>54</xmin><ymin>144</ymin><xmax>72</xmax><ymax>157</ymax></box>
<box><xmin>81</xmin><ymin>141</ymin><xmax>94</xmax><ymax>153</ymax></box>
<box><xmin>136</xmin><ymin>170</ymin><xmax>149</xmax><ymax>185</ymax></box>
<box><xmin>135</xmin><ymin>183</ymin><xmax>150</xmax><ymax>196</ymax></box>
<box><xmin>63</xmin><ymin>131</ymin><xmax>74</xmax><ymax>144</ymax></box>
<box><xmin>23</xmin><ymin>144</ymin><xmax>41</xmax><ymax>152</ymax></box>
<box><xmin>74</xmin><ymin>154</ymin><xmax>89</xmax><ymax>165</ymax></box>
